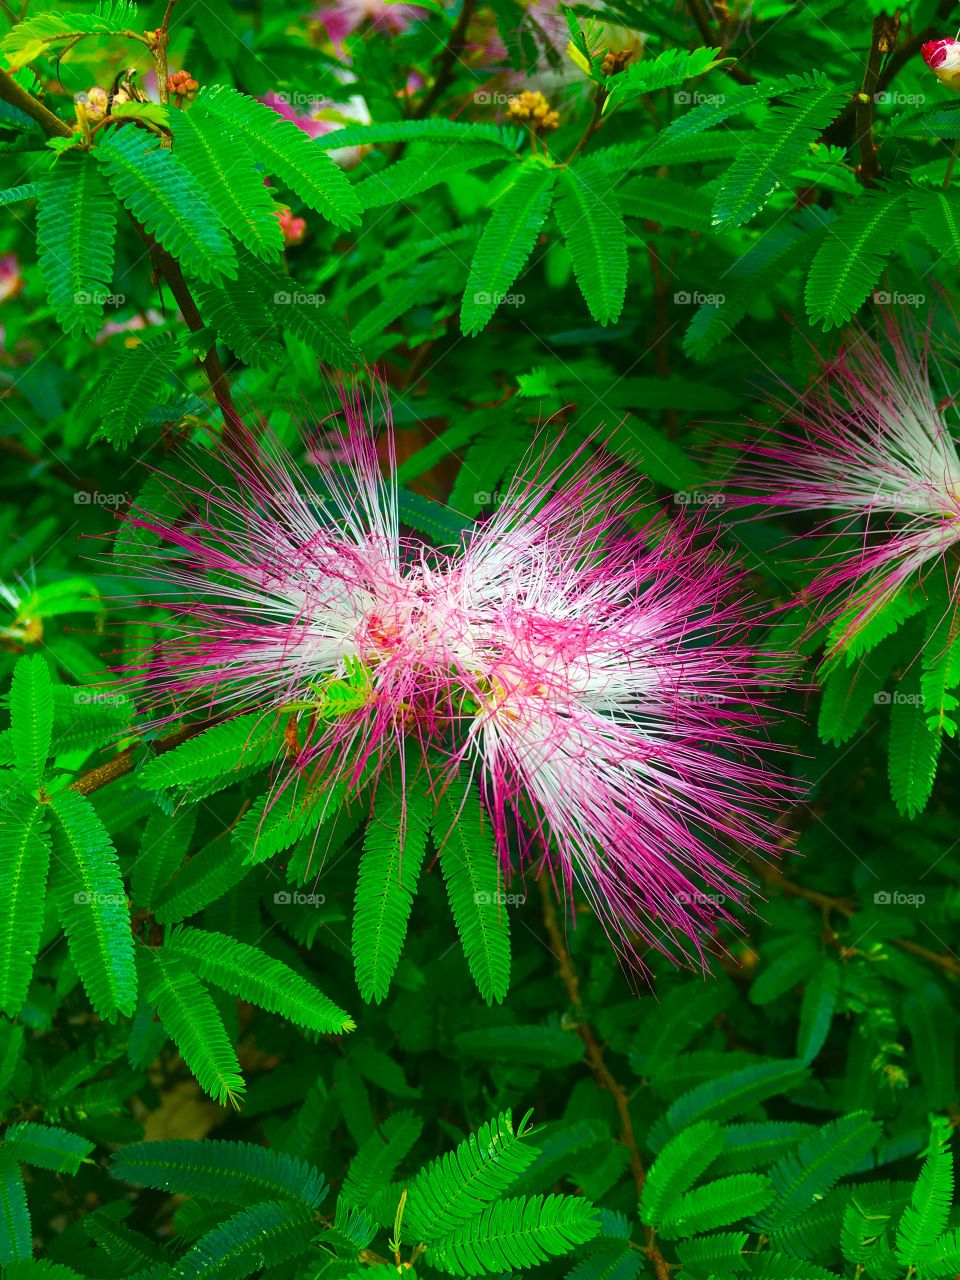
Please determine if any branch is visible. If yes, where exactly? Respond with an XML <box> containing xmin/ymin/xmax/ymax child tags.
<box><xmin>537</xmin><ymin>878</ymin><xmax>671</xmax><ymax>1280</ymax></box>
<box><xmin>854</xmin><ymin>13</ymin><xmax>899</xmax><ymax>187</ymax></box>
<box><xmin>0</xmin><ymin>66</ymin><xmax>247</xmax><ymax>451</ymax></box>
<box><xmin>684</xmin><ymin>0</ymin><xmax>757</xmax><ymax>85</ymax></box>
<box><xmin>69</xmin><ymin>719</ymin><xmax>215</xmax><ymax>796</ymax></box>
<box><xmin>391</xmin><ymin>0</ymin><xmax>477</xmax><ymax>159</ymax></box>
<box><xmin>0</xmin><ymin>66</ymin><xmax>73</xmax><ymax>138</ymax></box>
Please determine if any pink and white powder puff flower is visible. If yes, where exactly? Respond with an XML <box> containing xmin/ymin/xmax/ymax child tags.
<box><xmin>922</xmin><ymin>37</ymin><xmax>960</xmax><ymax>89</ymax></box>
<box><xmin>730</xmin><ymin>323</ymin><xmax>960</xmax><ymax>650</ymax></box>
<box><xmin>315</xmin><ymin>0</ymin><xmax>429</xmax><ymax>47</ymax></box>
<box><xmin>429</xmin><ymin>447</ymin><xmax>793</xmax><ymax>972</ymax></box>
<box><xmin>260</xmin><ymin>90</ymin><xmax>372</xmax><ymax>169</ymax></box>
<box><xmin>115</xmin><ymin>383</ymin><xmax>441</xmax><ymax>799</ymax></box>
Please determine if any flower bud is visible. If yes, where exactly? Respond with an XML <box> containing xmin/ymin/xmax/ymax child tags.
<box><xmin>922</xmin><ymin>38</ymin><xmax>960</xmax><ymax>88</ymax></box>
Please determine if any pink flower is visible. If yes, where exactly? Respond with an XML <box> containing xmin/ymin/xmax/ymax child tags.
<box><xmin>116</xmin><ymin>382</ymin><xmax>438</xmax><ymax>795</ymax></box>
<box><xmin>116</xmin><ymin>400</ymin><xmax>791</xmax><ymax>973</ymax></box>
<box><xmin>315</xmin><ymin>0</ymin><xmax>428</xmax><ymax>45</ymax></box>
<box><xmin>730</xmin><ymin>324</ymin><xmax>960</xmax><ymax>649</ymax></box>
<box><xmin>430</xmin><ymin>447</ymin><xmax>791</xmax><ymax>970</ymax></box>
<box><xmin>922</xmin><ymin>37</ymin><xmax>960</xmax><ymax>87</ymax></box>
<box><xmin>276</xmin><ymin>207</ymin><xmax>307</xmax><ymax>247</ymax></box>
<box><xmin>259</xmin><ymin>91</ymin><xmax>372</xmax><ymax>168</ymax></box>
<box><xmin>0</xmin><ymin>255</ymin><xmax>22</xmax><ymax>303</ymax></box>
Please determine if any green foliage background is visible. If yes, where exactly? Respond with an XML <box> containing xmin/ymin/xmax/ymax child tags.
<box><xmin>0</xmin><ymin>0</ymin><xmax>958</xmax><ymax>1274</ymax></box>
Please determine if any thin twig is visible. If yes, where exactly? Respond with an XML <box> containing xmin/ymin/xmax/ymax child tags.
<box><xmin>537</xmin><ymin>878</ymin><xmax>671</xmax><ymax>1280</ymax></box>
<box><xmin>854</xmin><ymin>13</ymin><xmax>899</xmax><ymax>187</ymax></box>
<box><xmin>391</xmin><ymin>0</ymin><xmax>477</xmax><ymax>159</ymax></box>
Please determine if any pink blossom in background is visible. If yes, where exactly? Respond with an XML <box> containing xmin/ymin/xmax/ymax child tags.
<box><xmin>315</xmin><ymin>0</ymin><xmax>429</xmax><ymax>45</ymax></box>
<box><xmin>431</xmin><ymin>447</ymin><xmax>791</xmax><ymax>970</ymax></box>
<box><xmin>731</xmin><ymin>323</ymin><xmax>960</xmax><ymax>649</ymax></box>
<box><xmin>260</xmin><ymin>91</ymin><xmax>372</xmax><ymax>168</ymax></box>
<box><xmin>0</xmin><ymin>255</ymin><xmax>22</xmax><ymax>303</ymax></box>
<box><xmin>116</xmin><ymin>390</ymin><xmax>791</xmax><ymax>973</ymax></box>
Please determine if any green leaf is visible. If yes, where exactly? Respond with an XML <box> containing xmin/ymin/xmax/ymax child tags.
<box><xmin>36</xmin><ymin>154</ymin><xmax>117</xmax><ymax>339</ymax></box>
<box><xmin>0</xmin><ymin>795</ymin><xmax>49</xmax><ymax>1018</ymax></box>
<box><xmin>804</xmin><ymin>192</ymin><xmax>909</xmax><ymax>330</ymax></box>
<box><xmin>817</xmin><ymin>640</ymin><xmax>901</xmax><ymax>746</ymax></box>
<box><xmin>48</xmin><ymin>789</ymin><xmax>137</xmax><ymax>1021</ymax></box>
<box><xmin>0</xmin><ymin>183</ymin><xmax>40</xmax><ymax>207</ymax></box>
<box><xmin>10</xmin><ymin>653</ymin><xmax>53</xmax><ymax>788</ymax></box>
<box><xmin>427</xmin><ymin>1193</ymin><xmax>599</xmax><ymax>1275</ymax></box>
<box><xmin>659</xmin><ymin>1173</ymin><xmax>774</xmax><ymax>1240</ymax></box>
<box><xmin>796</xmin><ymin>959</ymin><xmax>840</xmax><ymax>1063</ymax></box>
<box><xmin>96</xmin><ymin>127</ymin><xmax>238</xmax><ymax>283</ymax></box>
<box><xmin>138</xmin><ymin>714</ymin><xmax>284</xmax><ymax>790</ymax></box>
<box><xmin>909</xmin><ymin>187</ymin><xmax>960</xmax><ymax>266</ymax></box>
<box><xmin>152</xmin><ymin>839</ymin><xmax>252</xmax><ymax>924</ymax></box>
<box><xmin>761</xmin><ymin>1112</ymin><xmax>882</xmax><ymax>1230</ymax></box>
<box><xmin>111</xmin><ymin>1137</ymin><xmax>326</xmax><ymax>1207</ymax></box>
<box><xmin>433</xmin><ymin>780</ymin><xmax>510</xmax><ymax>1004</ymax></box>
<box><xmin>341</xmin><ymin>1110</ymin><xmax>423</xmax><ymax>1209</ymax></box>
<box><xmin>658</xmin><ymin>1059</ymin><xmax>810</xmax><ymax>1143</ymax></box>
<box><xmin>555</xmin><ymin>162</ymin><xmax>627</xmax><ymax>325</ymax></box>
<box><xmin>404</xmin><ymin>1110</ymin><xmax>538</xmax><ymax>1241</ymax></box>
<box><xmin>713</xmin><ymin>75</ymin><xmax>851</xmax><ymax>226</ymax></box>
<box><xmin>2</xmin><ymin>1122</ymin><xmax>93</xmax><ymax>1175</ymax></box>
<box><xmin>164</xmin><ymin>926</ymin><xmax>355</xmax><ymax>1034</ymax></box>
<box><xmin>170</xmin><ymin>108</ymin><xmax>284</xmax><ymax>261</ymax></box>
<box><xmin>904</xmin><ymin>983</ymin><xmax>956</xmax><ymax>1111</ymax></box>
<box><xmin>316</xmin><ymin>119</ymin><xmax>520</xmax><ymax>150</ymax></box>
<box><xmin>454</xmin><ymin>1024</ymin><xmax>583</xmax><ymax>1068</ymax></box>
<box><xmin>888</xmin><ymin>666</ymin><xmax>941</xmax><ymax>819</ymax></box>
<box><xmin>357</xmin><ymin>142</ymin><xmax>505</xmax><ymax>209</ymax></box>
<box><xmin>896</xmin><ymin>1123</ymin><xmax>954</xmax><ymax>1263</ymax></box>
<box><xmin>354</xmin><ymin>775</ymin><xmax>432</xmax><ymax>1003</ymax></box>
<box><xmin>81</xmin><ymin>336</ymin><xmax>184</xmax><ymax>447</ymax></box>
<box><xmin>195</xmin><ymin>85</ymin><xmax>361</xmax><ymax>227</ymax></box>
<box><xmin>169</xmin><ymin>1199</ymin><xmax>316</xmax><ymax>1280</ymax></box>
<box><xmin>640</xmin><ymin>1121</ymin><xmax>725</xmax><ymax>1227</ymax></box>
<box><xmin>618</xmin><ymin>175</ymin><xmax>715</xmax><ymax>231</ymax></box>
<box><xmin>0</xmin><ymin>0</ymin><xmax>141</xmax><ymax>65</ymax></box>
<box><xmin>461</xmin><ymin>159</ymin><xmax>556</xmax><ymax>336</ymax></box>
<box><xmin>137</xmin><ymin>948</ymin><xmax>245</xmax><ymax>1107</ymax></box>
<box><xmin>605</xmin><ymin>47</ymin><xmax>728</xmax><ymax>108</ymax></box>
<box><xmin>130</xmin><ymin>803</ymin><xmax>198</xmax><ymax>909</ymax></box>
<box><xmin>0</xmin><ymin>1147</ymin><xmax>30</xmax><ymax>1265</ymax></box>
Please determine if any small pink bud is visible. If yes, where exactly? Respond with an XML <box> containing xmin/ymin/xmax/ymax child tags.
<box><xmin>276</xmin><ymin>207</ymin><xmax>306</xmax><ymax>247</ymax></box>
<box><xmin>922</xmin><ymin>38</ymin><xmax>960</xmax><ymax>88</ymax></box>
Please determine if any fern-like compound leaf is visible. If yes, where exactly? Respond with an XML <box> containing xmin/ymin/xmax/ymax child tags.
<box><xmin>111</xmin><ymin>1137</ymin><xmax>326</xmax><ymax>1207</ymax></box>
<box><xmin>168</xmin><ymin>1198</ymin><xmax>316</xmax><ymax>1280</ymax></box>
<box><xmin>805</xmin><ymin>191</ymin><xmax>909</xmax><ymax>330</ymax></box>
<box><xmin>96</xmin><ymin>128</ymin><xmax>238</xmax><ymax>283</ymax></box>
<box><xmin>2</xmin><ymin>1122</ymin><xmax>93</xmax><ymax>1175</ymax></box>
<box><xmin>896</xmin><ymin>1122</ymin><xmax>954</xmax><ymax>1263</ymax></box>
<box><xmin>461</xmin><ymin>159</ymin><xmax>556</xmax><ymax>336</ymax></box>
<box><xmin>0</xmin><ymin>794</ymin><xmax>50</xmax><ymax>1018</ymax></box>
<box><xmin>640</xmin><ymin>1121</ymin><xmax>725</xmax><ymax>1227</ymax></box>
<box><xmin>427</xmin><ymin>1193</ymin><xmax>600</xmax><ymax>1275</ymax></box>
<box><xmin>888</xmin><ymin>667</ymin><xmax>941</xmax><ymax>818</ymax></box>
<box><xmin>0</xmin><ymin>0</ymin><xmax>141</xmax><ymax>66</ymax></box>
<box><xmin>354</xmin><ymin>774</ymin><xmax>432</xmax><ymax>1004</ymax></box>
<box><xmin>9</xmin><ymin>653</ymin><xmax>52</xmax><ymax>788</ymax></box>
<box><xmin>760</xmin><ymin>1112</ymin><xmax>882</xmax><ymax>1230</ymax></box>
<box><xmin>713</xmin><ymin>74</ymin><xmax>851</xmax><ymax>226</ymax></box>
<box><xmin>137</xmin><ymin>948</ymin><xmax>244</xmax><ymax>1106</ymax></box>
<box><xmin>404</xmin><ymin>1110</ymin><xmax>537</xmax><ymax>1242</ymax></box>
<box><xmin>36</xmin><ymin>154</ymin><xmax>117</xmax><ymax>339</ymax></box>
<box><xmin>194</xmin><ymin>85</ymin><xmax>361</xmax><ymax>228</ymax></box>
<box><xmin>164</xmin><ymin>925</ymin><xmax>355</xmax><ymax>1034</ymax></box>
<box><xmin>48</xmin><ymin>789</ymin><xmax>136</xmax><ymax>1021</ymax></box>
<box><xmin>170</xmin><ymin>108</ymin><xmax>284</xmax><ymax>261</ymax></box>
<box><xmin>555</xmin><ymin>161</ymin><xmax>627</xmax><ymax>325</ymax></box>
<box><xmin>433</xmin><ymin>780</ymin><xmax>510</xmax><ymax>1004</ymax></box>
